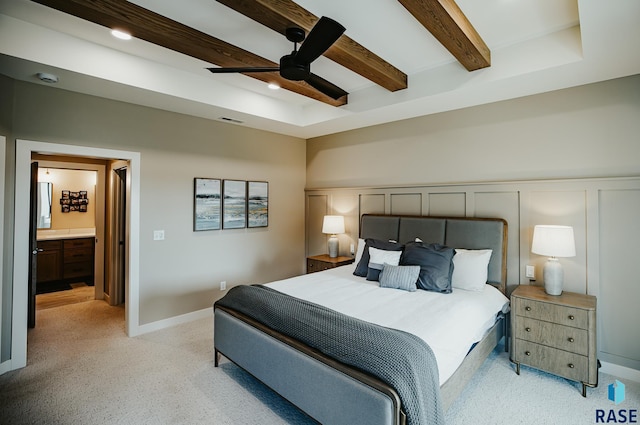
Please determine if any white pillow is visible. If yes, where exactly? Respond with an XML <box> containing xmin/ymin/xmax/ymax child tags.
<box><xmin>354</xmin><ymin>238</ymin><xmax>366</xmax><ymax>264</ymax></box>
<box><xmin>452</xmin><ymin>249</ymin><xmax>492</xmax><ymax>291</ymax></box>
<box><xmin>368</xmin><ymin>246</ymin><xmax>402</xmax><ymax>267</ymax></box>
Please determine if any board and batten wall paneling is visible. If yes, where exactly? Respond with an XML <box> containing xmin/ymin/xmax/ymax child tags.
<box><xmin>428</xmin><ymin>193</ymin><xmax>466</xmax><ymax>216</ymax></box>
<box><xmin>306</xmin><ymin>176</ymin><xmax>640</xmax><ymax>372</ymax></box>
<box><xmin>359</xmin><ymin>194</ymin><xmax>385</xmax><ymax>216</ymax></box>
<box><xmin>474</xmin><ymin>191</ymin><xmax>521</xmax><ymax>291</ymax></box>
<box><xmin>598</xmin><ymin>188</ymin><xmax>640</xmax><ymax>371</ymax></box>
<box><xmin>390</xmin><ymin>193</ymin><xmax>422</xmax><ymax>216</ymax></box>
<box><xmin>527</xmin><ymin>190</ymin><xmax>588</xmax><ymax>294</ymax></box>
<box><xmin>306</xmin><ymin>195</ymin><xmax>328</xmax><ymax>256</ymax></box>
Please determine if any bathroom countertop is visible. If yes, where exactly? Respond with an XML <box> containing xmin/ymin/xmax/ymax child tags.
<box><xmin>37</xmin><ymin>228</ymin><xmax>95</xmax><ymax>241</ymax></box>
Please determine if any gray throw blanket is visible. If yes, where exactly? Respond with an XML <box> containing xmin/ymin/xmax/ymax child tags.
<box><xmin>215</xmin><ymin>284</ymin><xmax>444</xmax><ymax>425</ymax></box>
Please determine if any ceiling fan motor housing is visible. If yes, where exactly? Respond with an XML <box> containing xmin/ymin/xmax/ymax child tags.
<box><xmin>280</xmin><ymin>54</ymin><xmax>310</xmax><ymax>80</ymax></box>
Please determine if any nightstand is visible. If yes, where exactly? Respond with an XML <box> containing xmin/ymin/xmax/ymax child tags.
<box><xmin>510</xmin><ymin>285</ymin><xmax>597</xmax><ymax>397</ymax></box>
<box><xmin>306</xmin><ymin>254</ymin><xmax>354</xmax><ymax>274</ymax></box>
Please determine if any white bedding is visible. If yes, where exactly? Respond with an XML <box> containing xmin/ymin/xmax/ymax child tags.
<box><xmin>265</xmin><ymin>264</ymin><xmax>509</xmax><ymax>385</ymax></box>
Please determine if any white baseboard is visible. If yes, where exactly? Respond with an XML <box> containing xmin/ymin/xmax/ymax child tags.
<box><xmin>134</xmin><ymin>307</ymin><xmax>212</xmax><ymax>336</ymax></box>
<box><xmin>600</xmin><ymin>361</ymin><xmax>640</xmax><ymax>383</ymax></box>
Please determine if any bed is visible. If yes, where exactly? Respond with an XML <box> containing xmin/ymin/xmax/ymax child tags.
<box><xmin>214</xmin><ymin>214</ymin><xmax>509</xmax><ymax>425</ymax></box>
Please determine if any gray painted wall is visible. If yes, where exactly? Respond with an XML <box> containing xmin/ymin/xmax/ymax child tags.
<box><xmin>307</xmin><ymin>75</ymin><xmax>640</xmax><ymax>188</ymax></box>
<box><xmin>1</xmin><ymin>79</ymin><xmax>306</xmax><ymax>361</ymax></box>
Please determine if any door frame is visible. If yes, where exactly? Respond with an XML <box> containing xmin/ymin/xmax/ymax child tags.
<box><xmin>11</xmin><ymin>139</ymin><xmax>141</xmax><ymax>370</ymax></box>
<box><xmin>35</xmin><ymin>160</ymin><xmax>106</xmax><ymax>302</ymax></box>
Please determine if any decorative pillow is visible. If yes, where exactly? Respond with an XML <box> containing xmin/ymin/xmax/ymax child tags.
<box><xmin>354</xmin><ymin>238</ymin><xmax>366</xmax><ymax>264</ymax></box>
<box><xmin>452</xmin><ymin>249</ymin><xmax>493</xmax><ymax>291</ymax></box>
<box><xmin>379</xmin><ymin>264</ymin><xmax>420</xmax><ymax>292</ymax></box>
<box><xmin>400</xmin><ymin>241</ymin><xmax>454</xmax><ymax>293</ymax></box>
<box><xmin>366</xmin><ymin>247</ymin><xmax>402</xmax><ymax>281</ymax></box>
<box><xmin>353</xmin><ymin>238</ymin><xmax>403</xmax><ymax>277</ymax></box>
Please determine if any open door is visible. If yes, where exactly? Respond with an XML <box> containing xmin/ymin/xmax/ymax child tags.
<box><xmin>27</xmin><ymin>162</ymin><xmax>38</xmax><ymax>328</ymax></box>
<box><xmin>107</xmin><ymin>160</ymin><xmax>128</xmax><ymax>306</ymax></box>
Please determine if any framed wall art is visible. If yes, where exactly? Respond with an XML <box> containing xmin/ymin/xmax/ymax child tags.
<box><xmin>247</xmin><ymin>181</ymin><xmax>268</xmax><ymax>228</ymax></box>
<box><xmin>193</xmin><ymin>178</ymin><xmax>221</xmax><ymax>231</ymax></box>
<box><xmin>222</xmin><ymin>180</ymin><xmax>246</xmax><ymax>229</ymax></box>
<box><xmin>60</xmin><ymin>189</ymin><xmax>89</xmax><ymax>213</ymax></box>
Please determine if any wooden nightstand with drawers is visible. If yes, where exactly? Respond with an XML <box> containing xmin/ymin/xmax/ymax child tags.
<box><xmin>510</xmin><ymin>285</ymin><xmax>597</xmax><ymax>397</ymax></box>
<box><xmin>306</xmin><ymin>254</ymin><xmax>354</xmax><ymax>274</ymax></box>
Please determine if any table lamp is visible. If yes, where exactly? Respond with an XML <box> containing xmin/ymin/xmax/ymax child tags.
<box><xmin>531</xmin><ymin>225</ymin><xmax>576</xmax><ymax>295</ymax></box>
<box><xmin>322</xmin><ymin>215</ymin><xmax>345</xmax><ymax>258</ymax></box>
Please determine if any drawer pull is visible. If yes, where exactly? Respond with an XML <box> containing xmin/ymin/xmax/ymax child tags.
<box><xmin>525</xmin><ymin>306</ymin><xmax>531</xmax><ymax>312</ymax></box>
<box><xmin>568</xmin><ymin>363</ymin><xmax>575</xmax><ymax>369</ymax></box>
<box><xmin>568</xmin><ymin>337</ymin><xmax>575</xmax><ymax>343</ymax></box>
<box><xmin>525</xmin><ymin>327</ymin><xmax>531</xmax><ymax>332</ymax></box>
<box><xmin>525</xmin><ymin>351</ymin><xmax>531</xmax><ymax>356</ymax></box>
<box><xmin>568</xmin><ymin>315</ymin><xmax>575</xmax><ymax>320</ymax></box>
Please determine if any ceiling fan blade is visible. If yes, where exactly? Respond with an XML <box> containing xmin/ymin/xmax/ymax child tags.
<box><xmin>295</xmin><ymin>17</ymin><xmax>345</xmax><ymax>65</ymax></box>
<box><xmin>305</xmin><ymin>73</ymin><xmax>348</xmax><ymax>100</ymax></box>
<box><xmin>207</xmin><ymin>67</ymin><xmax>279</xmax><ymax>74</ymax></box>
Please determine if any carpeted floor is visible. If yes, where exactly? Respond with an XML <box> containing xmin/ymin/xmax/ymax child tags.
<box><xmin>0</xmin><ymin>300</ymin><xmax>637</xmax><ymax>424</ymax></box>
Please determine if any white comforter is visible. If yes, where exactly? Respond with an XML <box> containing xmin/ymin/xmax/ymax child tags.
<box><xmin>266</xmin><ymin>264</ymin><xmax>509</xmax><ymax>385</ymax></box>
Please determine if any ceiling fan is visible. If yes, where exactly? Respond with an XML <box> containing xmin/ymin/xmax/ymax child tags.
<box><xmin>207</xmin><ymin>16</ymin><xmax>347</xmax><ymax>100</ymax></box>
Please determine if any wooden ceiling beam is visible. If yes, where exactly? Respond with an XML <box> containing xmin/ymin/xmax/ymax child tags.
<box><xmin>398</xmin><ymin>0</ymin><xmax>490</xmax><ymax>71</ymax></box>
<box><xmin>215</xmin><ymin>0</ymin><xmax>408</xmax><ymax>92</ymax></box>
<box><xmin>30</xmin><ymin>0</ymin><xmax>346</xmax><ymax>106</ymax></box>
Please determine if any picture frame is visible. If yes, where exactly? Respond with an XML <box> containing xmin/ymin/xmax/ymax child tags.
<box><xmin>222</xmin><ymin>180</ymin><xmax>246</xmax><ymax>229</ymax></box>
<box><xmin>193</xmin><ymin>178</ymin><xmax>221</xmax><ymax>231</ymax></box>
<box><xmin>247</xmin><ymin>181</ymin><xmax>268</xmax><ymax>228</ymax></box>
<box><xmin>60</xmin><ymin>189</ymin><xmax>89</xmax><ymax>213</ymax></box>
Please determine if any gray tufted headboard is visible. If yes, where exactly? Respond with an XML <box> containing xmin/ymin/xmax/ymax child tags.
<box><xmin>359</xmin><ymin>214</ymin><xmax>508</xmax><ymax>294</ymax></box>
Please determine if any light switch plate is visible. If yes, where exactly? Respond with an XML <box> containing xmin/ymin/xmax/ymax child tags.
<box><xmin>525</xmin><ymin>265</ymin><xmax>535</xmax><ymax>279</ymax></box>
<box><xmin>153</xmin><ymin>230</ymin><xmax>165</xmax><ymax>241</ymax></box>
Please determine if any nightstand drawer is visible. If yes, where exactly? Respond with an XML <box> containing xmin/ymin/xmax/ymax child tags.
<box><xmin>307</xmin><ymin>259</ymin><xmax>332</xmax><ymax>273</ymax></box>
<box><xmin>515</xmin><ymin>317</ymin><xmax>589</xmax><ymax>355</ymax></box>
<box><xmin>514</xmin><ymin>297</ymin><xmax>588</xmax><ymax>329</ymax></box>
<box><xmin>514</xmin><ymin>339</ymin><xmax>588</xmax><ymax>382</ymax></box>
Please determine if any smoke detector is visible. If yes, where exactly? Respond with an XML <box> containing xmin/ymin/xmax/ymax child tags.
<box><xmin>36</xmin><ymin>72</ymin><xmax>59</xmax><ymax>84</ymax></box>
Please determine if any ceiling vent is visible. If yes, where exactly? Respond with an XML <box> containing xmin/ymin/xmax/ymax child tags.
<box><xmin>218</xmin><ymin>117</ymin><xmax>244</xmax><ymax>124</ymax></box>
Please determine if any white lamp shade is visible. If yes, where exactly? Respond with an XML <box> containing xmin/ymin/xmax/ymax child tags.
<box><xmin>531</xmin><ymin>225</ymin><xmax>576</xmax><ymax>258</ymax></box>
<box><xmin>322</xmin><ymin>215</ymin><xmax>345</xmax><ymax>234</ymax></box>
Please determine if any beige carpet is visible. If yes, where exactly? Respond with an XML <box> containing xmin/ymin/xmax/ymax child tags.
<box><xmin>0</xmin><ymin>300</ymin><xmax>314</xmax><ymax>425</ymax></box>
<box><xmin>1</xmin><ymin>299</ymin><xmax>638</xmax><ymax>424</ymax></box>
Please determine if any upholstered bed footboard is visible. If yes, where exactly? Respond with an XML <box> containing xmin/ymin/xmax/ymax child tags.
<box><xmin>214</xmin><ymin>307</ymin><xmax>406</xmax><ymax>425</ymax></box>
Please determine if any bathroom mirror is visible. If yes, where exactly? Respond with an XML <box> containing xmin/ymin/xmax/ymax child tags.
<box><xmin>37</xmin><ymin>182</ymin><xmax>52</xmax><ymax>229</ymax></box>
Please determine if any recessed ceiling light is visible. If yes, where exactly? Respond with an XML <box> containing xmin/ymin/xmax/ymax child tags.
<box><xmin>111</xmin><ymin>29</ymin><xmax>132</xmax><ymax>40</ymax></box>
<box><xmin>267</xmin><ymin>83</ymin><xmax>280</xmax><ymax>90</ymax></box>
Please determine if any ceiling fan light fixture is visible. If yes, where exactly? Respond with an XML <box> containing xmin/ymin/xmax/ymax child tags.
<box><xmin>111</xmin><ymin>29</ymin><xmax>132</xmax><ymax>40</ymax></box>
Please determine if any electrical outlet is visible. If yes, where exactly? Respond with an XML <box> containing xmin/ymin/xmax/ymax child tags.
<box><xmin>220</xmin><ymin>281</ymin><xmax>226</xmax><ymax>291</ymax></box>
<box><xmin>350</xmin><ymin>243</ymin><xmax>355</xmax><ymax>255</ymax></box>
<box><xmin>525</xmin><ymin>265</ymin><xmax>535</xmax><ymax>279</ymax></box>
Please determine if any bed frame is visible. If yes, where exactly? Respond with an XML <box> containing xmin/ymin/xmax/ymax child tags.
<box><xmin>214</xmin><ymin>214</ymin><xmax>508</xmax><ymax>425</ymax></box>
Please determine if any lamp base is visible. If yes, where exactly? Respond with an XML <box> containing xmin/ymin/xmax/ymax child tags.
<box><xmin>328</xmin><ymin>235</ymin><xmax>339</xmax><ymax>258</ymax></box>
<box><xmin>543</xmin><ymin>257</ymin><xmax>563</xmax><ymax>296</ymax></box>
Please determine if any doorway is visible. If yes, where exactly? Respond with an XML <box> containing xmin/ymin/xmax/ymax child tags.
<box><xmin>11</xmin><ymin>139</ymin><xmax>141</xmax><ymax>371</ymax></box>
<box><xmin>29</xmin><ymin>160</ymin><xmax>106</xmax><ymax>318</ymax></box>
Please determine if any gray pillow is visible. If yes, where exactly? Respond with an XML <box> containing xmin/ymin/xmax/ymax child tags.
<box><xmin>400</xmin><ymin>241</ymin><xmax>454</xmax><ymax>293</ymax></box>
<box><xmin>379</xmin><ymin>264</ymin><xmax>420</xmax><ymax>292</ymax></box>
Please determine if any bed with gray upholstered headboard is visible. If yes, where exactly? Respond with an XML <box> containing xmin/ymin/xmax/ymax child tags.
<box><xmin>214</xmin><ymin>214</ymin><xmax>509</xmax><ymax>425</ymax></box>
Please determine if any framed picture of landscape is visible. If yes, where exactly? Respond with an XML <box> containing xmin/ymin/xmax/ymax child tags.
<box><xmin>193</xmin><ymin>178</ymin><xmax>221</xmax><ymax>231</ymax></box>
<box><xmin>222</xmin><ymin>180</ymin><xmax>247</xmax><ymax>229</ymax></box>
<box><xmin>247</xmin><ymin>181</ymin><xmax>268</xmax><ymax>228</ymax></box>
